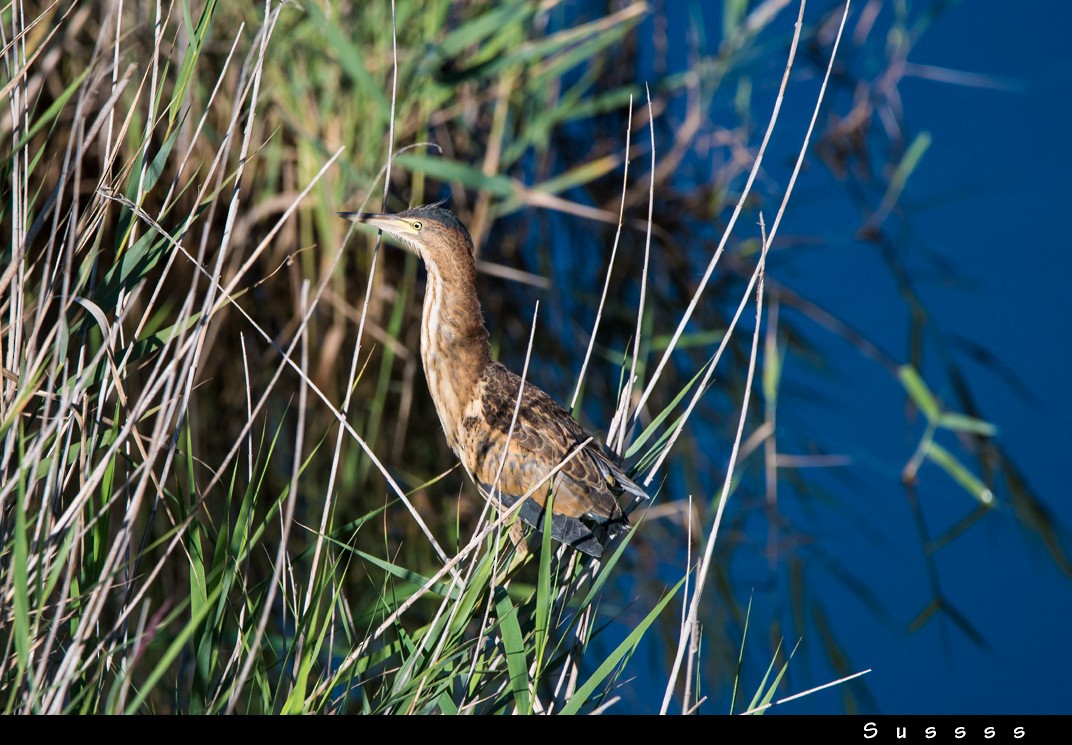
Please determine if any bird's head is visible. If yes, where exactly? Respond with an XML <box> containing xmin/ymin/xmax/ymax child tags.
<box><xmin>338</xmin><ymin>204</ymin><xmax>476</xmax><ymax>272</ymax></box>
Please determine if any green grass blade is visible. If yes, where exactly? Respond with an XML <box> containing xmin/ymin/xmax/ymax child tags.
<box><xmin>925</xmin><ymin>441</ymin><xmax>995</xmax><ymax>506</ymax></box>
<box><xmin>534</xmin><ymin>487</ymin><xmax>556</xmax><ymax>689</ymax></box>
<box><xmin>124</xmin><ymin>582</ymin><xmax>224</xmax><ymax>713</ymax></box>
<box><xmin>884</xmin><ymin>131</ymin><xmax>932</xmax><ymax>210</ymax></box>
<box><xmin>897</xmin><ymin>364</ymin><xmax>940</xmax><ymax>423</ymax></box>
<box><xmin>625</xmin><ymin>358</ymin><xmax>710</xmax><ymax>459</ymax></box>
<box><xmin>305</xmin><ymin>3</ymin><xmax>390</xmax><ymax>123</ymax></box>
<box><xmin>746</xmin><ymin>639</ymin><xmax>798</xmax><ymax>715</ymax></box>
<box><xmin>349</xmin><ymin>547</ymin><xmax>461</xmax><ymax>602</ymax></box>
<box><xmin>10</xmin><ymin>441</ymin><xmax>31</xmax><ymax>704</ymax></box>
<box><xmin>493</xmin><ymin>587</ymin><xmax>531</xmax><ymax>714</ymax></box>
<box><xmin>729</xmin><ymin>593</ymin><xmax>753</xmax><ymax>714</ymax></box>
<box><xmin>171</xmin><ymin>0</ymin><xmax>218</xmax><ymax>127</ymax></box>
<box><xmin>5</xmin><ymin>68</ymin><xmax>90</xmax><ymax>161</ymax></box>
<box><xmin>394</xmin><ymin>152</ymin><xmax>516</xmax><ymax>198</ymax></box>
<box><xmin>937</xmin><ymin>412</ymin><xmax>997</xmax><ymax>437</ymax></box>
<box><xmin>559</xmin><ymin>576</ymin><xmax>685</xmax><ymax>714</ymax></box>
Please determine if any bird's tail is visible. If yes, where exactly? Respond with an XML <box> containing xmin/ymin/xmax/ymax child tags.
<box><xmin>606</xmin><ymin>461</ymin><xmax>652</xmax><ymax>517</ymax></box>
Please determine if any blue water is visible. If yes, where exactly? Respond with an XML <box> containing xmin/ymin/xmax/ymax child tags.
<box><xmin>498</xmin><ymin>0</ymin><xmax>1072</xmax><ymax>714</ymax></box>
<box><xmin>781</xmin><ymin>0</ymin><xmax>1072</xmax><ymax>714</ymax></box>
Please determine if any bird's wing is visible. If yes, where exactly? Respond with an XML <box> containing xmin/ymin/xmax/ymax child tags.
<box><xmin>471</xmin><ymin>364</ymin><xmax>651</xmax><ymax>557</ymax></box>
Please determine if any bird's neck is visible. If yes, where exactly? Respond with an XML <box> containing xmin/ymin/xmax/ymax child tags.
<box><xmin>420</xmin><ymin>263</ymin><xmax>491</xmax><ymax>443</ymax></box>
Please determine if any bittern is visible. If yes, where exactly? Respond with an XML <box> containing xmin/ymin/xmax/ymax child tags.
<box><xmin>339</xmin><ymin>204</ymin><xmax>647</xmax><ymax>557</ymax></box>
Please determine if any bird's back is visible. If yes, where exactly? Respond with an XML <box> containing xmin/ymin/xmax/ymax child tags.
<box><xmin>454</xmin><ymin>361</ymin><xmax>647</xmax><ymax>557</ymax></box>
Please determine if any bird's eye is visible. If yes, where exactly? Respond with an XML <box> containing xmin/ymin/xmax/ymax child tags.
<box><xmin>412</xmin><ymin>221</ymin><xmax>423</xmax><ymax>231</ymax></box>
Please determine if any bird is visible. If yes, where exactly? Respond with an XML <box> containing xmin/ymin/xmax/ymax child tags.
<box><xmin>338</xmin><ymin>203</ymin><xmax>648</xmax><ymax>558</ymax></box>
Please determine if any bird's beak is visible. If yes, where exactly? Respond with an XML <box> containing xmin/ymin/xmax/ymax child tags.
<box><xmin>338</xmin><ymin>212</ymin><xmax>399</xmax><ymax>230</ymax></box>
<box><xmin>338</xmin><ymin>212</ymin><xmax>421</xmax><ymax>255</ymax></box>
<box><xmin>337</xmin><ymin>212</ymin><xmax>417</xmax><ymax>237</ymax></box>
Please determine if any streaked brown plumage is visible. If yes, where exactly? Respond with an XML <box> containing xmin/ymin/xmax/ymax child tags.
<box><xmin>339</xmin><ymin>204</ymin><xmax>647</xmax><ymax>557</ymax></box>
